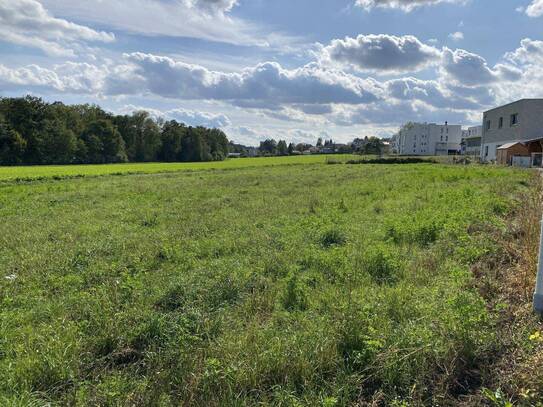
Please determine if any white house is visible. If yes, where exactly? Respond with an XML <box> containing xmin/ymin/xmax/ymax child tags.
<box><xmin>481</xmin><ymin>99</ymin><xmax>543</xmax><ymax>162</ymax></box>
<box><xmin>395</xmin><ymin>122</ymin><xmax>462</xmax><ymax>156</ymax></box>
<box><xmin>461</xmin><ymin>125</ymin><xmax>482</xmax><ymax>156</ymax></box>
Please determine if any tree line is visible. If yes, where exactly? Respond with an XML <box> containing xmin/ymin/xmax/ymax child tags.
<box><xmin>256</xmin><ymin>136</ymin><xmax>386</xmax><ymax>156</ymax></box>
<box><xmin>0</xmin><ymin>96</ymin><xmax>229</xmax><ymax>165</ymax></box>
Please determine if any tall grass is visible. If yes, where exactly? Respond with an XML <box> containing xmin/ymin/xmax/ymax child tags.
<box><xmin>0</xmin><ymin>162</ymin><xmax>538</xmax><ymax>405</ymax></box>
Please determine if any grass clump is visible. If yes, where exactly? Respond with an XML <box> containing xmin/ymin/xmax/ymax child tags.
<box><xmin>362</xmin><ymin>244</ymin><xmax>402</xmax><ymax>284</ymax></box>
<box><xmin>320</xmin><ymin>227</ymin><xmax>347</xmax><ymax>248</ymax></box>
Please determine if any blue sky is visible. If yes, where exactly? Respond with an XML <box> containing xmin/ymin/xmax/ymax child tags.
<box><xmin>1</xmin><ymin>0</ymin><xmax>543</xmax><ymax>145</ymax></box>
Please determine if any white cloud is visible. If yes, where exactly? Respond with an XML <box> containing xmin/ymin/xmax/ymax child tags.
<box><xmin>440</xmin><ymin>48</ymin><xmax>522</xmax><ymax>85</ymax></box>
<box><xmin>328</xmin><ymin>100</ymin><xmax>470</xmax><ymax>126</ymax></box>
<box><xmin>188</xmin><ymin>0</ymin><xmax>238</xmax><ymax>14</ymax></box>
<box><xmin>526</xmin><ymin>0</ymin><xmax>543</xmax><ymax>17</ymax></box>
<box><xmin>320</xmin><ymin>34</ymin><xmax>441</xmax><ymax>74</ymax></box>
<box><xmin>0</xmin><ymin>62</ymin><xmax>108</xmax><ymax>93</ymax></box>
<box><xmin>355</xmin><ymin>0</ymin><xmax>467</xmax><ymax>12</ymax></box>
<box><xmin>166</xmin><ymin>108</ymin><xmax>231</xmax><ymax>128</ymax></box>
<box><xmin>109</xmin><ymin>52</ymin><xmax>382</xmax><ymax>106</ymax></box>
<box><xmin>118</xmin><ymin>104</ymin><xmax>231</xmax><ymax>128</ymax></box>
<box><xmin>0</xmin><ymin>0</ymin><xmax>114</xmax><ymax>57</ymax></box>
<box><xmin>448</xmin><ymin>31</ymin><xmax>464</xmax><ymax>42</ymax></box>
<box><xmin>505</xmin><ymin>38</ymin><xmax>543</xmax><ymax>64</ymax></box>
<box><xmin>40</xmin><ymin>0</ymin><xmax>294</xmax><ymax>48</ymax></box>
<box><xmin>385</xmin><ymin>77</ymin><xmax>483</xmax><ymax>110</ymax></box>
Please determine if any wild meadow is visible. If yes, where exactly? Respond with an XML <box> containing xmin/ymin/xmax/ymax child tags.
<box><xmin>0</xmin><ymin>155</ymin><xmax>357</xmax><ymax>182</ymax></box>
<box><xmin>0</xmin><ymin>158</ymin><xmax>541</xmax><ymax>406</ymax></box>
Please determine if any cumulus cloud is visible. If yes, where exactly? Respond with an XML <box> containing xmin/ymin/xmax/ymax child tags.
<box><xmin>118</xmin><ymin>104</ymin><xmax>231</xmax><ymax>128</ymax></box>
<box><xmin>0</xmin><ymin>0</ymin><xmax>114</xmax><ymax>56</ymax></box>
<box><xmin>329</xmin><ymin>100</ymin><xmax>469</xmax><ymax>126</ymax></box>
<box><xmin>355</xmin><ymin>0</ymin><xmax>467</xmax><ymax>12</ymax></box>
<box><xmin>321</xmin><ymin>34</ymin><xmax>441</xmax><ymax>74</ymax></box>
<box><xmin>385</xmin><ymin>77</ymin><xmax>482</xmax><ymax>110</ymax></box>
<box><xmin>505</xmin><ymin>38</ymin><xmax>543</xmax><ymax>64</ymax></box>
<box><xmin>111</xmin><ymin>52</ymin><xmax>382</xmax><ymax>105</ymax></box>
<box><xmin>440</xmin><ymin>48</ymin><xmax>522</xmax><ymax>85</ymax></box>
<box><xmin>166</xmin><ymin>108</ymin><xmax>231</xmax><ymax>127</ymax></box>
<box><xmin>526</xmin><ymin>0</ymin><xmax>543</xmax><ymax>17</ymax></box>
<box><xmin>0</xmin><ymin>62</ymin><xmax>108</xmax><ymax>93</ymax></box>
<box><xmin>0</xmin><ymin>53</ymin><xmax>382</xmax><ymax>110</ymax></box>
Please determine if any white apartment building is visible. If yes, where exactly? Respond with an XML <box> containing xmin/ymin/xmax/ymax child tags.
<box><xmin>461</xmin><ymin>125</ymin><xmax>482</xmax><ymax>156</ymax></box>
<box><xmin>395</xmin><ymin>122</ymin><xmax>462</xmax><ymax>156</ymax></box>
<box><xmin>481</xmin><ymin>99</ymin><xmax>543</xmax><ymax>162</ymax></box>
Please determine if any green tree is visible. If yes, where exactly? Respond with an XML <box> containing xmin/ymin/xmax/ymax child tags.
<box><xmin>0</xmin><ymin>119</ymin><xmax>26</xmax><ymax>165</ymax></box>
<box><xmin>159</xmin><ymin>120</ymin><xmax>185</xmax><ymax>162</ymax></box>
<box><xmin>82</xmin><ymin>120</ymin><xmax>127</xmax><ymax>163</ymax></box>
<box><xmin>277</xmin><ymin>140</ymin><xmax>288</xmax><ymax>156</ymax></box>
<box><xmin>287</xmin><ymin>142</ymin><xmax>295</xmax><ymax>155</ymax></box>
<box><xmin>41</xmin><ymin>120</ymin><xmax>78</xmax><ymax>164</ymax></box>
<box><xmin>363</xmin><ymin>137</ymin><xmax>385</xmax><ymax>155</ymax></box>
<box><xmin>259</xmin><ymin>139</ymin><xmax>277</xmax><ymax>156</ymax></box>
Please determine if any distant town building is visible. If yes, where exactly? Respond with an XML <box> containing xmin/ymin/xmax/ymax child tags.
<box><xmin>461</xmin><ymin>125</ymin><xmax>482</xmax><ymax>156</ymax></box>
<box><xmin>394</xmin><ymin>122</ymin><xmax>462</xmax><ymax>156</ymax></box>
<box><xmin>481</xmin><ymin>99</ymin><xmax>543</xmax><ymax>162</ymax></box>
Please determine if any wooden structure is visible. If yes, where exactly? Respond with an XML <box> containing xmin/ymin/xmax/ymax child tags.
<box><xmin>496</xmin><ymin>142</ymin><xmax>530</xmax><ymax>165</ymax></box>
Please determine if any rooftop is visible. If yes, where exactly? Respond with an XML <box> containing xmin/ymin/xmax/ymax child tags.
<box><xmin>483</xmin><ymin>99</ymin><xmax>543</xmax><ymax>114</ymax></box>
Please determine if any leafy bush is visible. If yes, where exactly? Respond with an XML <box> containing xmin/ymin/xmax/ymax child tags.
<box><xmin>320</xmin><ymin>227</ymin><xmax>347</xmax><ymax>248</ymax></box>
<box><xmin>386</xmin><ymin>218</ymin><xmax>442</xmax><ymax>247</ymax></box>
<box><xmin>362</xmin><ymin>244</ymin><xmax>402</xmax><ymax>284</ymax></box>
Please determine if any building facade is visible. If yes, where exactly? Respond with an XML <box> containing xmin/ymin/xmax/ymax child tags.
<box><xmin>461</xmin><ymin>125</ymin><xmax>482</xmax><ymax>156</ymax></box>
<box><xmin>395</xmin><ymin>122</ymin><xmax>462</xmax><ymax>156</ymax></box>
<box><xmin>481</xmin><ymin>99</ymin><xmax>543</xmax><ymax>162</ymax></box>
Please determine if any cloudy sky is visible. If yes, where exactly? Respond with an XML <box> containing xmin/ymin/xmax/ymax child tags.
<box><xmin>1</xmin><ymin>0</ymin><xmax>542</xmax><ymax>145</ymax></box>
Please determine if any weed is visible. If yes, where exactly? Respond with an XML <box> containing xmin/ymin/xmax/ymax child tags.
<box><xmin>320</xmin><ymin>228</ymin><xmax>347</xmax><ymax>248</ymax></box>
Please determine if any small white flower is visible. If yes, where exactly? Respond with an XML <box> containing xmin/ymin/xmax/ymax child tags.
<box><xmin>4</xmin><ymin>274</ymin><xmax>17</xmax><ymax>281</ymax></box>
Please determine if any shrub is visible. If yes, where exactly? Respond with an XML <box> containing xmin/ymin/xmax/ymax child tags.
<box><xmin>320</xmin><ymin>228</ymin><xmax>347</xmax><ymax>248</ymax></box>
<box><xmin>386</xmin><ymin>218</ymin><xmax>442</xmax><ymax>247</ymax></box>
<box><xmin>362</xmin><ymin>245</ymin><xmax>401</xmax><ymax>284</ymax></box>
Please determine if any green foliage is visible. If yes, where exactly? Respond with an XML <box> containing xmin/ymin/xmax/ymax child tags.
<box><xmin>0</xmin><ymin>119</ymin><xmax>26</xmax><ymax>165</ymax></box>
<box><xmin>386</xmin><ymin>217</ymin><xmax>442</xmax><ymax>246</ymax></box>
<box><xmin>361</xmin><ymin>244</ymin><xmax>401</xmax><ymax>284</ymax></box>
<box><xmin>0</xmin><ymin>96</ymin><xmax>229</xmax><ymax>165</ymax></box>
<box><xmin>281</xmin><ymin>274</ymin><xmax>309</xmax><ymax>311</ymax></box>
<box><xmin>0</xmin><ymin>161</ymin><xmax>533</xmax><ymax>405</ymax></box>
<box><xmin>320</xmin><ymin>227</ymin><xmax>347</xmax><ymax>248</ymax></box>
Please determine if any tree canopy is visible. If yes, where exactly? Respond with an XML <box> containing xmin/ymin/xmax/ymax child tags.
<box><xmin>0</xmin><ymin>96</ymin><xmax>229</xmax><ymax>165</ymax></box>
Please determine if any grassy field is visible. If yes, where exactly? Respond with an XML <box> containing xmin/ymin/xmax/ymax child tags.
<box><xmin>1</xmin><ymin>159</ymin><xmax>541</xmax><ymax>405</ymax></box>
<box><xmin>0</xmin><ymin>155</ymin><xmax>358</xmax><ymax>182</ymax></box>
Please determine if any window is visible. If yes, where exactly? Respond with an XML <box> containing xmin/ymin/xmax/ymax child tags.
<box><xmin>486</xmin><ymin>120</ymin><xmax>491</xmax><ymax>130</ymax></box>
<box><xmin>499</xmin><ymin>117</ymin><xmax>503</xmax><ymax>128</ymax></box>
<box><xmin>510</xmin><ymin>113</ymin><xmax>519</xmax><ymax>126</ymax></box>
<box><xmin>485</xmin><ymin>146</ymin><xmax>489</xmax><ymax>156</ymax></box>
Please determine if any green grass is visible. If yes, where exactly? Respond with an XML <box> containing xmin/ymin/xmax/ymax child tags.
<box><xmin>0</xmin><ymin>155</ymin><xmax>357</xmax><ymax>182</ymax></box>
<box><xmin>0</xmin><ymin>161</ymin><xmax>536</xmax><ymax>405</ymax></box>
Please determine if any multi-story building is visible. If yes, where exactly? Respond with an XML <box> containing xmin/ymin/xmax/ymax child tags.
<box><xmin>481</xmin><ymin>99</ymin><xmax>543</xmax><ymax>162</ymax></box>
<box><xmin>395</xmin><ymin>122</ymin><xmax>462</xmax><ymax>156</ymax></box>
<box><xmin>461</xmin><ymin>125</ymin><xmax>482</xmax><ymax>156</ymax></box>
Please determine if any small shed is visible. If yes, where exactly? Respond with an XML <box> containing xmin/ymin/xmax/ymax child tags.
<box><xmin>496</xmin><ymin>142</ymin><xmax>531</xmax><ymax>165</ymax></box>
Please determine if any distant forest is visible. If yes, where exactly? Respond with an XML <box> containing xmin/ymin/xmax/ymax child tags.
<box><xmin>0</xmin><ymin>96</ymin><xmax>229</xmax><ymax>165</ymax></box>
